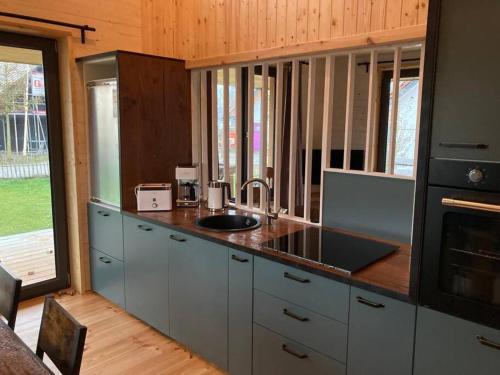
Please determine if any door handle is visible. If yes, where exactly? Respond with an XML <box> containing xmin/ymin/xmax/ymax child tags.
<box><xmin>137</xmin><ymin>224</ymin><xmax>153</xmax><ymax>232</ymax></box>
<box><xmin>98</xmin><ymin>257</ymin><xmax>111</xmax><ymax>264</ymax></box>
<box><xmin>283</xmin><ymin>308</ymin><xmax>309</xmax><ymax>322</ymax></box>
<box><xmin>169</xmin><ymin>234</ymin><xmax>186</xmax><ymax>242</ymax></box>
<box><xmin>477</xmin><ymin>335</ymin><xmax>500</xmax><ymax>351</ymax></box>
<box><xmin>97</xmin><ymin>210</ymin><xmax>110</xmax><ymax>217</ymax></box>
<box><xmin>284</xmin><ymin>271</ymin><xmax>310</xmax><ymax>283</ymax></box>
<box><xmin>441</xmin><ymin>198</ymin><xmax>500</xmax><ymax>214</ymax></box>
<box><xmin>356</xmin><ymin>296</ymin><xmax>385</xmax><ymax>308</ymax></box>
<box><xmin>282</xmin><ymin>344</ymin><xmax>308</xmax><ymax>359</ymax></box>
<box><xmin>231</xmin><ymin>254</ymin><xmax>249</xmax><ymax>263</ymax></box>
<box><xmin>438</xmin><ymin>142</ymin><xmax>488</xmax><ymax>149</ymax></box>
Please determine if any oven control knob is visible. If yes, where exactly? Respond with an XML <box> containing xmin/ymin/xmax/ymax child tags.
<box><xmin>468</xmin><ymin>168</ymin><xmax>484</xmax><ymax>183</ymax></box>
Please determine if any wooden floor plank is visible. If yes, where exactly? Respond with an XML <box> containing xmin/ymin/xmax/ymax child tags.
<box><xmin>14</xmin><ymin>292</ymin><xmax>225</xmax><ymax>375</ymax></box>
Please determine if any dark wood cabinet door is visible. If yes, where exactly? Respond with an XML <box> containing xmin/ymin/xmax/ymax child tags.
<box><xmin>117</xmin><ymin>53</ymin><xmax>191</xmax><ymax>210</ymax></box>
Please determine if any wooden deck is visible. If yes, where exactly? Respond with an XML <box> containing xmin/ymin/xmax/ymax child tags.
<box><xmin>0</xmin><ymin>229</ymin><xmax>56</xmax><ymax>286</ymax></box>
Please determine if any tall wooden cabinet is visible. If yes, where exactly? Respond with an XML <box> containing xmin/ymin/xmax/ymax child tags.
<box><xmin>79</xmin><ymin>51</ymin><xmax>192</xmax><ymax>210</ymax></box>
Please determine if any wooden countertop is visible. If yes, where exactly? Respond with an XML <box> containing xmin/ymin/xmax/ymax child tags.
<box><xmin>124</xmin><ymin>207</ymin><xmax>412</xmax><ymax>302</ymax></box>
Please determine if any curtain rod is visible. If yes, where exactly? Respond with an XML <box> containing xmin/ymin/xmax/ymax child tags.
<box><xmin>0</xmin><ymin>12</ymin><xmax>96</xmax><ymax>43</ymax></box>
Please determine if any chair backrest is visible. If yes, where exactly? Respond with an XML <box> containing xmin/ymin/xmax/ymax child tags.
<box><xmin>0</xmin><ymin>263</ymin><xmax>22</xmax><ymax>329</ymax></box>
<box><xmin>36</xmin><ymin>296</ymin><xmax>87</xmax><ymax>375</ymax></box>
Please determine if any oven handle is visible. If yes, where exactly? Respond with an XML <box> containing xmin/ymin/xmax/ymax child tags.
<box><xmin>441</xmin><ymin>198</ymin><xmax>500</xmax><ymax>214</ymax></box>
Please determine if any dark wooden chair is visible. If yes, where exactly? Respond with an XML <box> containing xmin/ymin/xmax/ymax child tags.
<box><xmin>36</xmin><ymin>295</ymin><xmax>87</xmax><ymax>375</ymax></box>
<box><xmin>0</xmin><ymin>263</ymin><xmax>22</xmax><ymax>329</ymax></box>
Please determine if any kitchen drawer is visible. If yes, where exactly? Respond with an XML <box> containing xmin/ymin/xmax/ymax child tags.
<box><xmin>88</xmin><ymin>202</ymin><xmax>123</xmax><ymax>260</ymax></box>
<box><xmin>254</xmin><ymin>289</ymin><xmax>347</xmax><ymax>362</ymax></box>
<box><xmin>253</xmin><ymin>323</ymin><xmax>345</xmax><ymax>375</ymax></box>
<box><xmin>347</xmin><ymin>287</ymin><xmax>416</xmax><ymax>375</ymax></box>
<box><xmin>90</xmin><ymin>248</ymin><xmax>124</xmax><ymax>307</ymax></box>
<box><xmin>414</xmin><ymin>307</ymin><xmax>500</xmax><ymax>375</ymax></box>
<box><xmin>254</xmin><ymin>256</ymin><xmax>350</xmax><ymax>322</ymax></box>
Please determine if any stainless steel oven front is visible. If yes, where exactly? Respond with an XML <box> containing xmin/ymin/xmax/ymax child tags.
<box><xmin>420</xmin><ymin>182</ymin><xmax>500</xmax><ymax>329</ymax></box>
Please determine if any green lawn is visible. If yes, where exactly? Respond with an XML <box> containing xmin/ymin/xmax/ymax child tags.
<box><xmin>0</xmin><ymin>178</ymin><xmax>53</xmax><ymax>236</ymax></box>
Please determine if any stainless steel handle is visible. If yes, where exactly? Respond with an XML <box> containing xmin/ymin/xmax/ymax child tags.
<box><xmin>169</xmin><ymin>234</ymin><xmax>186</xmax><ymax>242</ymax></box>
<box><xmin>284</xmin><ymin>272</ymin><xmax>310</xmax><ymax>283</ymax></box>
<box><xmin>283</xmin><ymin>308</ymin><xmax>309</xmax><ymax>322</ymax></box>
<box><xmin>137</xmin><ymin>224</ymin><xmax>153</xmax><ymax>232</ymax></box>
<box><xmin>98</xmin><ymin>257</ymin><xmax>111</xmax><ymax>264</ymax></box>
<box><xmin>97</xmin><ymin>210</ymin><xmax>110</xmax><ymax>217</ymax></box>
<box><xmin>231</xmin><ymin>254</ymin><xmax>249</xmax><ymax>263</ymax></box>
<box><xmin>442</xmin><ymin>198</ymin><xmax>500</xmax><ymax>213</ymax></box>
<box><xmin>282</xmin><ymin>344</ymin><xmax>308</xmax><ymax>359</ymax></box>
<box><xmin>477</xmin><ymin>335</ymin><xmax>500</xmax><ymax>351</ymax></box>
<box><xmin>356</xmin><ymin>296</ymin><xmax>385</xmax><ymax>309</ymax></box>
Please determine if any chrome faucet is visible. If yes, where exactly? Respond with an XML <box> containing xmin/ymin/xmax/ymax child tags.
<box><xmin>241</xmin><ymin>178</ymin><xmax>279</xmax><ymax>224</ymax></box>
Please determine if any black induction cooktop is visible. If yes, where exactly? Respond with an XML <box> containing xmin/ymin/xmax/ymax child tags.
<box><xmin>261</xmin><ymin>227</ymin><xmax>399</xmax><ymax>274</ymax></box>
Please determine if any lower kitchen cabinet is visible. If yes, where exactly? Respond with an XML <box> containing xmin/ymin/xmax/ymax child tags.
<box><xmin>123</xmin><ymin>216</ymin><xmax>170</xmax><ymax>335</ymax></box>
<box><xmin>414</xmin><ymin>307</ymin><xmax>500</xmax><ymax>375</ymax></box>
<box><xmin>347</xmin><ymin>287</ymin><xmax>416</xmax><ymax>375</ymax></box>
<box><xmin>253</xmin><ymin>323</ymin><xmax>346</xmax><ymax>375</ymax></box>
<box><xmin>90</xmin><ymin>248</ymin><xmax>125</xmax><ymax>307</ymax></box>
<box><xmin>169</xmin><ymin>230</ymin><xmax>229</xmax><ymax>370</ymax></box>
<box><xmin>228</xmin><ymin>249</ymin><xmax>254</xmax><ymax>375</ymax></box>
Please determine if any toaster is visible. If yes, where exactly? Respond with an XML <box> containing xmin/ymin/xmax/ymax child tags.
<box><xmin>135</xmin><ymin>183</ymin><xmax>172</xmax><ymax>211</ymax></box>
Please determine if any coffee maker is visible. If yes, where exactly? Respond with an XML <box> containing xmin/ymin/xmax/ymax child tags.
<box><xmin>175</xmin><ymin>165</ymin><xmax>200</xmax><ymax>208</ymax></box>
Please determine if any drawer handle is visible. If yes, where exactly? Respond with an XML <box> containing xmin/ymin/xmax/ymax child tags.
<box><xmin>282</xmin><ymin>344</ymin><xmax>308</xmax><ymax>359</ymax></box>
<box><xmin>231</xmin><ymin>254</ymin><xmax>249</xmax><ymax>263</ymax></box>
<box><xmin>98</xmin><ymin>257</ymin><xmax>111</xmax><ymax>264</ymax></box>
<box><xmin>477</xmin><ymin>335</ymin><xmax>500</xmax><ymax>351</ymax></box>
<box><xmin>283</xmin><ymin>308</ymin><xmax>309</xmax><ymax>322</ymax></box>
<box><xmin>137</xmin><ymin>224</ymin><xmax>153</xmax><ymax>232</ymax></box>
<box><xmin>97</xmin><ymin>210</ymin><xmax>110</xmax><ymax>217</ymax></box>
<box><xmin>169</xmin><ymin>234</ymin><xmax>186</xmax><ymax>242</ymax></box>
<box><xmin>284</xmin><ymin>272</ymin><xmax>310</xmax><ymax>283</ymax></box>
<box><xmin>356</xmin><ymin>296</ymin><xmax>385</xmax><ymax>309</ymax></box>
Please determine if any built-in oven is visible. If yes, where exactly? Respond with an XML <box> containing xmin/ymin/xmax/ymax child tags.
<box><xmin>420</xmin><ymin>159</ymin><xmax>500</xmax><ymax>329</ymax></box>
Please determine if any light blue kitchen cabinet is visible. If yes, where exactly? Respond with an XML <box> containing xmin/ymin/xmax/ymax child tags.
<box><xmin>123</xmin><ymin>216</ymin><xmax>170</xmax><ymax>335</ymax></box>
<box><xmin>414</xmin><ymin>307</ymin><xmax>500</xmax><ymax>375</ymax></box>
<box><xmin>347</xmin><ymin>287</ymin><xmax>416</xmax><ymax>375</ymax></box>
<box><xmin>168</xmin><ymin>230</ymin><xmax>229</xmax><ymax>370</ymax></box>
<box><xmin>228</xmin><ymin>249</ymin><xmax>253</xmax><ymax>375</ymax></box>
<box><xmin>88</xmin><ymin>202</ymin><xmax>124</xmax><ymax>260</ymax></box>
<box><xmin>254</xmin><ymin>289</ymin><xmax>348</xmax><ymax>363</ymax></box>
<box><xmin>253</xmin><ymin>323</ymin><xmax>346</xmax><ymax>375</ymax></box>
<box><xmin>90</xmin><ymin>248</ymin><xmax>125</xmax><ymax>307</ymax></box>
<box><xmin>254</xmin><ymin>256</ymin><xmax>350</xmax><ymax>323</ymax></box>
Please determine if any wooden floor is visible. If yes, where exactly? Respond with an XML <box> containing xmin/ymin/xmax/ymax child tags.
<box><xmin>0</xmin><ymin>229</ymin><xmax>56</xmax><ymax>285</ymax></box>
<box><xmin>15</xmin><ymin>292</ymin><xmax>224</xmax><ymax>375</ymax></box>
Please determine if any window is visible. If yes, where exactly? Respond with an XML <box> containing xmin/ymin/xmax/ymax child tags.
<box><xmin>192</xmin><ymin>43</ymin><xmax>424</xmax><ymax>224</ymax></box>
<box><xmin>377</xmin><ymin>68</ymin><xmax>420</xmax><ymax>176</ymax></box>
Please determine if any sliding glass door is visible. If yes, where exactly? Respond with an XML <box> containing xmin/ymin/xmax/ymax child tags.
<box><xmin>0</xmin><ymin>31</ymin><xmax>69</xmax><ymax>299</ymax></box>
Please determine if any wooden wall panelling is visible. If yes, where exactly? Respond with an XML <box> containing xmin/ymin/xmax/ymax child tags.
<box><xmin>343</xmin><ymin>0</ymin><xmax>359</xmax><ymax>35</ymax></box>
<box><xmin>258</xmin><ymin>0</ymin><xmax>268</xmax><ymax>49</ymax></box>
<box><xmin>370</xmin><ymin>0</ymin><xmax>388</xmax><ymax>31</ymax></box>
<box><xmin>141</xmin><ymin>0</ymin><xmax>428</xmax><ymax>61</ymax></box>
<box><xmin>385</xmin><ymin>0</ymin><xmax>403</xmax><ymax>29</ymax></box>
<box><xmin>331</xmin><ymin>0</ymin><xmax>346</xmax><ymax>37</ymax></box>
<box><xmin>267</xmin><ymin>0</ymin><xmax>278</xmax><ymax>48</ymax></box>
<box><xmin>276</xmin><ymin>0</ymin><xmax>287</xmax><ymax>46</ymax></box>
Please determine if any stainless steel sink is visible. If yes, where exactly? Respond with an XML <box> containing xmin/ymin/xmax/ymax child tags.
<box><xmin>195</xmin><ymin>214</ymin><xmax>261</xmax><ymax>232</ymax></box>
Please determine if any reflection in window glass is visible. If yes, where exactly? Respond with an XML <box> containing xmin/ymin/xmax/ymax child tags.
<box><xmin>216</xmin><ymin>69</ymin><xmax>224</xmax><ymax>180</ymax></box>
<box><xmin>386</xmin><ymin>76</ymin><xmax>419</xmax><ymax>176</ymax></box>
<box><xmin>228</xmin><ymin>68</ymin><xmax>237</xmax><ymax>197</ymax></box>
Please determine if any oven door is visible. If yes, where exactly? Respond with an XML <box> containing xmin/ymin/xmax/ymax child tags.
<box><xmin>420</xmin><ymin>186</ymin><xmax>500</xmax><ymax>329</ymax></box>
